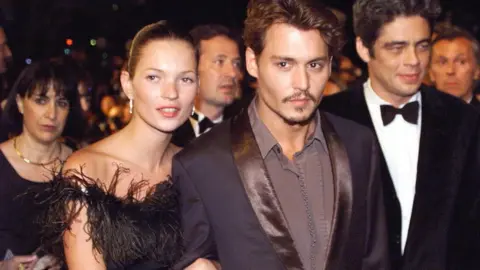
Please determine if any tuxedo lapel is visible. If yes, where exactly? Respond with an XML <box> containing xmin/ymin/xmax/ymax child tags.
<box><xmin>230</xmin><ymin>110</ymin><xmax>304</xmax><ymax>270</ymax></box>
<box><xmin>404</xmin><ymin>88</ymin><xmax>458</xmax><ymax>254</ymax></box>
<box><xmin>321</xmin><ymin>113</ymin><xmax>353</xmax><ymax>269</ymax></box>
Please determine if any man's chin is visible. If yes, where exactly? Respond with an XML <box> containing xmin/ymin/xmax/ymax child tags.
<box><xmin>217</xmin><ymin>96</ymin><xmax>235</xmax><ymax>106</ymax></box>
<box><xmin>281</xmin><ymin>112</ymin><xmax>316</xmax><ymax>126</ymax></box>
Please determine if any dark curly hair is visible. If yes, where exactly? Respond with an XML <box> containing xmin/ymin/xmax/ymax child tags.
<box><xmin>353</xmin><ymin>0</ymin><xmax>442</xmax><ymax>57</ymax></box>
<box><xmin>243</xmin><ymin>0</ymin><xmax>346</xmax><ymax>57</ymax></box>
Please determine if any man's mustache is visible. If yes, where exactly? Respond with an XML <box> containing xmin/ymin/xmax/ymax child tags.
<box><xmin>282</xmin><ymin>91</ymin><xmax>316</xmax><ymax>103</ymax></box>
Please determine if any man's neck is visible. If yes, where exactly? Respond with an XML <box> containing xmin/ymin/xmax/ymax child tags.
<box><xmin>256</xmin><ymin>101</ymin><xmax>315</xmax><ymax>159</ymax></box>
<box><xmin>463</xmin><ymin>92</ymin><xmax>474</xmax><ymax>104</ymax></box>
<box><xmin>369</xmin><ymin>76</ymin><xmax>418</xmax><ymax>107</ymax></box>
<box><xmin>194</xmin><ymin>99</ymin><xmax>224</xmax><ymax>120</ymax></box>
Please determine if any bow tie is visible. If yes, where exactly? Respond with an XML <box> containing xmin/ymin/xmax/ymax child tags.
<box><xmin>380</xmin><ymin>101</ymin><xmax>419</xmax><ymax>126</ymax></box>
<box><xmin>191</xmin><ymin>112</ymin><xmax>216</xmax><ymax>134</ymax></box>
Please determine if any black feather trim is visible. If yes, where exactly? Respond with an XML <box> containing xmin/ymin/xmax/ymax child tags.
<box><xmin>35</xmin><ymin>165</ymin><xmax>183</xmax><ymax>268</ymax></box>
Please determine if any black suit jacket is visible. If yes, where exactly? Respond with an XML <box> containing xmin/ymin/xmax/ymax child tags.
<box><xmin>320</xmin><ymin>84</ymin><xmax>480</xmax><ymax>270</ymax></box>
<box><xmin>173</xmin><ymin>109</ymin><xmax>390</xmax><ymax>270</ymax></box>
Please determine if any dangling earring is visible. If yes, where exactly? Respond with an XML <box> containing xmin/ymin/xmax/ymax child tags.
<box><xmin>129</xmin><ymin>99</ymin><xmax>133</xmax><ymax>114</ymax></box>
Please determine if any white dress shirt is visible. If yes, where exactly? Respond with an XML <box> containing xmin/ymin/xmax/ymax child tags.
<box><xmin>364</xmin><ymin>79</ymin><xmax>422</xmax><ymax>252</ymax></box>
<box><xmin>189</xmin><ymin>108</ymin><xmax>223</xmax><ymax>137</ymax></box>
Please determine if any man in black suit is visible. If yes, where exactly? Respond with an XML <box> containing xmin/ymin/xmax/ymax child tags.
<box><xmin>173</xmin><ymin>0</ymin><xmax>389</xmax><ymax>269</ymax></box>
<box><xmin>320</xmin><ymin>0</ymin><xmax>480</xmax><ymax>269</ymax></box>
<box><xmin>429</xmin><ymin>25</ymin><xmax>480</xmax><ymax>109</ymax></box>
<box><xmin>172</xmin><ymin>24</ymin><xmax>243</xmax><ymax>147</ymax></box>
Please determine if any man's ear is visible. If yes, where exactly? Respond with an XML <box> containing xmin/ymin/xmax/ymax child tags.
<box><xmin>356</xmin><ymin>37</ymin><xmax>372</xmax><ymax>63</ymax></box>
<box><xmin>120</xmin><ymin>70</ymin><xmax>134</xmax><ymax>100</ymax></box>
<box><xmin>16</xmin><ymin>94</ymin><xmax>24</xmax><ymax>114</ymax></box>
<box><xmin>245</xmin><ymin>47</ymin><xmax>259</xmax><ymax>79</ymax></box>
<box><xmin>428</xmin><ymin>68</ymin><xmax>437</xmax><ymax>84</ymax></box>
<box><xmin>328</xmin><ymin>56</ymin><xmax>333</xmax><ymax>76</ymax></box>
<box><xmin>474</xmin><ymin>65</ymin><xmax>480</xmax><ymax>80</ymax></box>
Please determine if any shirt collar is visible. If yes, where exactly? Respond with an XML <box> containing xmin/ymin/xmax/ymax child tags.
<box><xmin>192</xmin><ymin>107</ymin><xmax>223</xmax><ymax>124</ymax></box>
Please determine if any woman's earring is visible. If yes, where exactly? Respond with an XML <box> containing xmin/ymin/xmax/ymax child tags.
<box><xmin>129</xmin><ymin>99</ymin><xmax>133</xmax><ymax>114</ymax></box>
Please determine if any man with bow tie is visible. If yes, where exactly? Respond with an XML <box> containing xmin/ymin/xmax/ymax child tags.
<box><xmin>320</xmin><ymin>0</ymin><xmax>480</xmax><ymax>269</ymax></box>
<box><xmin>172</xmin><ymin>24</ymin><xmax>242</xmax><ymax>147</ymax></box>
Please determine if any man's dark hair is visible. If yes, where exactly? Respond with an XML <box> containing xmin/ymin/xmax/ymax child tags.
<box><xmin>189</xmin><ymin>24</ymin><xmax>240</xmax><ymax>60</ymax></box>
<box><xmin>244</xmin><ymin>0</ymin><xmax>345</xmax><ymax>57</ymax></box>
<box><xmin>433</xmin><ymin>24</ymin><xmax>480</xmax><ymax>65</ymax></box>
<box><xmin>353</xmin><ymin>0</ymin><xmax>442</xmax><ymax>56</ymax></box>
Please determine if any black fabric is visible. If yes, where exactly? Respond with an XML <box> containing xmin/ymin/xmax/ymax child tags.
<box><xmin>0</xmin><ymin>151</ymin><xmax>49</xmax><ymax>257</ymax></box>
<box><xmin>470</xmin><ymin>97</ymin><xmax>480</xmax><ymax>110</ymax></box>
<box><xmin>191</xmin><ymin>112</ymin><xmax>216</xmax><ymax>134</ymax></box>
<box><xmin>37</xmin><ymin>168</ymin><xmax>182</xmax><ymax>270</ymax></box>
<box><xmin>173</xmin><ymin>110</ymin><xmax>390</xmax><ymax>270</ymax></box>
<box><xmin>380</xmin><ymin>101</ymin><xmax>419</xmax><ymax>125</ymax></box>
<box><xmin>320</xmin><ymin>84</ymin><xmax>480</xmax><ymax>270</ymax></box>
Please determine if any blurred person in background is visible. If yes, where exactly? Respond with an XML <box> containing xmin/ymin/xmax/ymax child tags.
<box><xmin>0</xmin><ymin>24</ymin><xmax>13</xmax><ymax>112</ymax></box>
<box><xmin>172</xmin><ymin>24</ymin><xmax>243</xmax><ymax>147</ymax></box>
<box><xmin>429</xmin><ymin>25</ymin><xmax>480</xmax><ymax>108</ymax></box>
<box><xmin>0</xmin><ymin>60</ymin><xmax>82</xmax><ymax>270</ymax></box>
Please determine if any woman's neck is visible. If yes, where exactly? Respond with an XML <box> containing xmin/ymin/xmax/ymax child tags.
<box><xmin>117</xmin><ymin>115</ymin><xmax>173</xmax><ymax>174</ymax></box>
<box><xmin>16</xmin><ymin>131</ymin><xmax>60</xmax><ymax>164</ymax></box>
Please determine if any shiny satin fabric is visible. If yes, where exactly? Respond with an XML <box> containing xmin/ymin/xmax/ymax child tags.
<box><xmin>230</xmin><ymin>111</ymin><xmax>353</xmax><ymax>270</ymax></box>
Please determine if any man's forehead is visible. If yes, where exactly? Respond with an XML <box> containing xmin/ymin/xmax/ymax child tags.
<box><xmin>201</xmin><ymin>36</ymin><xmax>239</xmax><ymax>54</ymax></box>
<box><xmin>376</xmin><ymin>16</ymin><xmax>431</xmax><ymax>43</ymax></box>
<box><xmin>434</xmin><ymin>37</ymin><xmax>473</xmax><ymax>50</ymax></box>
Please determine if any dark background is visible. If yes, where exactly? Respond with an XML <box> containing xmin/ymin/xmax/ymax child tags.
<box><xmin>2</xmin><ymin>0</ymin><xmax>479</xmax><ymax>66</ymax></box>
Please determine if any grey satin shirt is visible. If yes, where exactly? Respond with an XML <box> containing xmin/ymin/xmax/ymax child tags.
<box><xmin>248</xmin><ymin>102</ymin><xmax>334</xmax><ymax>270</ymax></box>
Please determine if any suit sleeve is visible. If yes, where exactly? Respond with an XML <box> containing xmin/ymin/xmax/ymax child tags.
<box><xmin>362</xmin><ymin>138</ymin><xmax>391</xmax><ymax>270</ymax></box>
<box><xmin>172</xmin><ymin>157</ymin><xmax>218</xmax><ymax>270</ymax></box>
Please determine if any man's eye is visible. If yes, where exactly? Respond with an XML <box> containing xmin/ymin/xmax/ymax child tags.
<box><xmin>309</xmin><ymin>63</ymin><xmax>324</xmax><ymax>69</ymax></box>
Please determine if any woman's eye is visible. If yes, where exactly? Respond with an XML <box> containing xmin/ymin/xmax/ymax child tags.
<box><xmin>146</xmin><ymin>75</ymin><xmax>159</xmax><ymax>82</ymax></box>
<box><xmin>181</xmin><ymin>77</ymin><xmax>195</xmax><ymax>84</ymax></box>
<box><xmin>57</xmin><ymin>99</ymin><xmax>70</xmax><ymax>108</ymax></box>
<box><xmin>34</xmin><ymin>97</ymin><xmax>48</xmax><ymax>105</ymax></box>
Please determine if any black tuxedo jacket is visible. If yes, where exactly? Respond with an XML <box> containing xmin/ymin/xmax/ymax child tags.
<box><xmin>173</xmin><ymin>109</ymin><xmax>390</xmax><ymax>270</ymax></box>
<box><xmin>470</xmin><ymin>97</ymin><xmax>480</xmax><ymax>110</ymax></box>
<box><xmin>320</xmin><ymin>84</ymin><xmax>480</xmax><ymax>270</ymax></box>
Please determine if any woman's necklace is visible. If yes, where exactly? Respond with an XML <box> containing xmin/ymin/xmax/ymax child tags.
<box><xmin>13</xmin><ymin>136</ymin><xmax>62</xmax><ymax>166</ymax></box>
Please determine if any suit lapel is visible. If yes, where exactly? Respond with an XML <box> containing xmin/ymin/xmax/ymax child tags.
<box><xmin>404</xmin><ymin>88</ymin><xmax>455</xmax><ymax>253</ymax></box>
<box><xmin>321</xmin><ymin>113</ymin><xmax>353</xmax><ymax>269</ymax></box>
<box><xmin>230</xmin><ymin>110</ymin><xmax>304</xmax><ymax>270</ymax></box>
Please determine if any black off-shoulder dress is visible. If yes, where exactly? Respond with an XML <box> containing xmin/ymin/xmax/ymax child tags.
<box><xmin>39</xmin><ymin>167</ymin><xmax>183</xmax><ymax>270</ymax></box>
